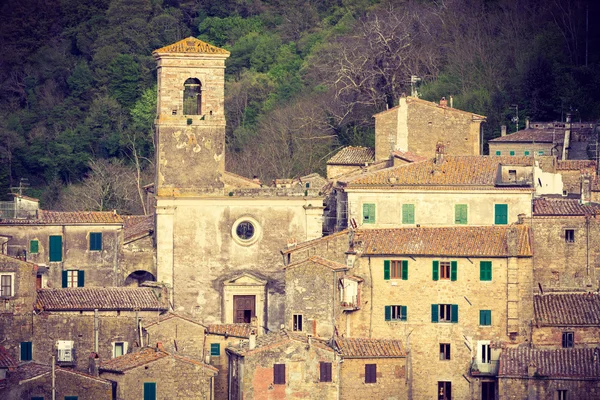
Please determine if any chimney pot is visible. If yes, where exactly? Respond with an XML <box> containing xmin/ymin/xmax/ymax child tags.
<box><xmin>249</xmin><ymin>330</ymin><xmax>257</xmax><ymax>350</ymax></box>
<box><xmin>501</xmin><ymin>125</ymin><xmax>507</xmax><ymax>137</ymax></box>
<box><xmin>526</xmin><ymin>119</ymin><xmax>530</xmax><ymax>129</ymax></box>
<box><xmin>156</xmin><ymin>342</ymin><xmax>164</xmax><ymax>351</ymax></box>
<box><xmin>439</xmin><ymin>97</ymin><xmax>447</xmax><ymax>108</ymax></box>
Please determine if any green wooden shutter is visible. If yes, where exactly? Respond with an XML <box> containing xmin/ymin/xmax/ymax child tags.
<box><xmin>480</xmin><ymin>261</ymin><xmax>492</xmax><ymax>281</ymax></box>
<box><xmin>384</xmin><ymin>260</ymin><xmax>390</xmax><ymax>280</ymax></box>
<box><xmin>450</xmin><ymin>261</ymin><xmax>457</xmax><ymax>281</ymax></box>
<box><xmin>402</xmin><ymin>204</ymin><xmax>415</xmax><ymax>224</ymax></box>
<box><xmin>524</xmin><ymin>151</ymin><xmax>530</xmax><ymax>156</ymax></box>
<box><xmin>455</xmin><ymin>204</ymin><xmax>467</xmax><ymax>224</ymax></box>
<box><xmin>401</xmin><ymin>306</ymin><xmax>407</xmax><ymax>321</ymax></box>
<box><xmin>432</xmin><ymin>261</ymin><xmax>439</xmax><ymax>281</ymax></box>
<box><xmin>401</xmin><ymin>260</ymin><xmax>408</xmax><ymax>280</ymax></box>
<box><xmin>49</xmin><ymin>236</ymin><xmax>62</xmax><ymax>262</ymax></box>
<box><xmin>509</xmin><ymin>150</ymin><xmax>515</xmax><ymax>156</ymax></box>
<box><xmin>494</xmin><ymin>204</ymin><xmax>508</xmax><ymax>225</ymax></box>
<box><xmin>384</xmin><ymin>306</ymin><xmax>391</xmax><ymax>321</ymax></box>
<box><xmin>62</xmin><ymin>271</ymin><xmax>68</xmax><ymax>288</ymax></box>
<box><xmin>90</xmin><ymin>232</ymin><xmax>102</xmax><ymax>251</ymax></box>
<box><xmin>30</xmin><ymin>240</ymin><xmax>39</xmax><ymax>254</ymax></box>
<box><xmin>431</xmin><ymin>304</ymin><xmax>438</xmax><ymax>323</ymax></box>
<box><xmin>210</xmin><ymin>343</ymin><xmax>220</xmax><ymax>356</ymax></box>
<box><xmin>451</xmin><ymin>304</ymin><xmax>458</xmax><ymax>323</ymax></box>
<box><xmin>144</xmin><ymin>382</ymin><xmax>156</xmax><ymax>400</ymax></box>
<box><xmin>495</xmin><ymin>151</ymin><xmax>501</xmax><ymax>155</ymax></box>
<box><xmin>479</xmin><ymin>310</ymin><xmax>491</xmax><ymax>325</ymax></box>
<box><xmin>363</xmin><ymin>204</ymin><xmax>375</xmax><ymax>224</ymax></box>
<box><xmin>77</xmin><ymin>270</ymin><xmax>85</xmax><ymax>287</ymax></box>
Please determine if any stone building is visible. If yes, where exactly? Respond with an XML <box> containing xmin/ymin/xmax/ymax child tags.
<box><xmin>0</xmin><ymin>254</ymin><xmax>37</xmax><ymax>314</ymax></box>
<box><xmin>326</xmin><ymin>147</ymin><xmax>376</xmax><ymax>180</ymax></box>
<box><xmin>1</xmin><ymin>362</ymin><xmax>113</xmax><ymax>400</ymax></box>
<box><xmin>227</xmin><ymin>330</ymin><xmax>339</xmax><ymax>400</ymax></box>
<box><xmin>122</xmin><ymin>215</ymin><xmax>156</xmax><ymax>286</ymax></box>
<box><xmin>497</xmin><ymin>347</ymin><xmax>600</xmax><ymax>399</ymax></box>
<box><xmin>374</xmin><ymin>96</ymin><xmax>486</xmax><ymax>161</ymax></box>
<box><xmin>99</xmin><ymin>344</ymin><xmax>218</xmax><ymax>400</ymax></box>
<box><xmin>152</xmin><ymin>37</ymin><xmax>323</xmax><ymax>330</ymax></box>
<box><xmin>335</xmin><ymin>337</ymin><xmax>407</xmax><ymax>400</ymax></box>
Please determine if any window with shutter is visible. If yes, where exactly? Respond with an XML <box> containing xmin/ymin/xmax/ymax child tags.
<box><xmin>49</xmin><ymin>236</ymin><xmax>62</xmax><ymax>262</ymax></box>
<box><xmin>320</xmin><ymin>362</ymin><xmax>332</xmax><ymax>382</ymax></box>
<box><xmin>20</xmin><ymin>342</ymin><xmax>32</xmax><ymax>361</ymax></box>
<box><xmin>450</xmin><ymin>261</ymin><xmax>457</xmax><ymax>281</ymax></box>
<box><xmin>450</xmin><ymin>304</ymin><xmax>458</xmax><ymax>323</ymax></box>
<box><xmin>386</xmin><ymin>305</ymin><xmax>407</xmax><ymax>321</ymax></box>
<box><xmin>384</xmin><ymin>260</ymin><xmax>390</xmax><ymax>280</ymax></box>
<box><xmin>431</xmin><ymin>304</ymin><xmax>439</xmax><ymax>323</ymax></box>
<box><xmin>365</xmin><ymin>364</ymin><xmax>377</xmax><ymax>383</ymax></box>
<box><xmin>363</xmin><ymin>204</ymin><xmax>376</xmax><ymax>224</ymax></box>
<box><xmin>390</xmin><ymin>260</ymin><xmax>408</xmax><ymax>279</ymax></box>
<box><xmin>454</xmin><ymin>204</ymin><xmax>467</xmax><ymax>224</ymax></box>
<box><xmin>402</xmin><ymin>204</ymin><xmax>415</xmax><ymax>224</ymax></box>
<box><xmin>89</xmin><ymin>232</ymin><xmax>102</xmax><ymax>251</ymax></box>
<box><xmin>210</xmin><ymin>343</ymin><xmax>220</xmax><ymax>356</ymax></box>
<box><xmin>432</xmin><ymin>261</ymin><xmax>439</xmax><ymax>281</ymax></box>
<box><xmin>274</xmin><ymin>364</ymin><xmax>286</xmax><ymax>384</ymax></box>
<box><xmin>480</xmin><ymin>261</ymin><xmax>492</xmax><ymax>281</ymax></box>
<box><xmin>30</xmin><ymin>240</ymin><xmax>39</xmax><ymax>254</ymax></box>
<box><xmin>494</xmin><ymin>204</ymin><xmax>508</xmax><ymax>225</ymax></box>
<box><xmin>479</xmin><ymin>310</ymin><xmax>492</xmax><ymax>326</ymax></box>
<box><xmin>143</xmin><ymin>382</ymin><xmax>156</xmax><ymax>400</ymax></box>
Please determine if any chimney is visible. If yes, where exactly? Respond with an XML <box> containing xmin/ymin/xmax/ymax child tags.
<box><xmin>439</xmin><ymin>97</ymin><xmax>448</xmax><ymax>108</ymax></box>
<box><xmin>517</xmin><ymin>214</ymin><xmax>526</xmax><ymax>224</ymax></box>
<box><xmin>566</xmin><ymin>113</ymin><xmax>572</xmax><ymax>123</ymax></box>
<box><xmin>581</xmin><ymin>173</ymin><xmax>592</xmax><ymax>204</ymax></box>
<box><xmin>501</xmin><ymin>125</ymin><xmax>507</xmax><ymax>137</ymax></box>
<box><xmin>88</xmin><ymin>352</ymin><xmax>100</xmax><ymax>377</ymax></box>
<box><xmin>507</xmin><ymin>227</ymin><xmax>519</xmax><ymax>256</ymax></box>
<box><xmin>249</xmin><ymin>329</ymin><xmax>256</xmax><ymax>350</ymax></box>
<box><xmin>525</xmin><ymin>119</ymin><xmax>530</xmax><ymax>129</ymax></box>
<box><xmin>449</xmin><ymin>95</ymin><xmax>453</xmax><ymax>108</ymax></box>
<box><xmin>435</xmin><ymin>142</ymin><xmax>445</xmax><ymax>164</ymax></box>
<box><xmin>156</xmin><ymin>342</ymin><xmax>164</xmax><ymax>351</ymax></box>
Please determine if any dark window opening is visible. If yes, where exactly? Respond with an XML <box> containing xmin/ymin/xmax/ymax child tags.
<box><xmin>438</xmin><ymin>381</ymin><xmax>452</xmax><ymax>400</ymax></box>
<box><xmin>565</xmin><ymin>229</ymin><xmax>575</xmax><ymax>243</ymax></box>
<box><xmin>440</xmin><ymin>343</ymin><xmax>450</xmax><ymax>360</ymax></box>
<box><xmin>557</xmin><ymin>389</ymin><xmax>567</xmax><ymax>400</ymax></box>
<box><xmin>439</xmin><ymin>262</ymin><xmax>451</xmax><ymax>279</ymax></box>
<box><xmin>562</xmin><ymin>332</ymin><xmax>574</xmax><ymax>348</ymax></box>
<box><xmin>293</xmin><ymin>314</ymin><xmax>303</xmax><ymax>331</ymax></box>
<box><xmin>482</xmin><ymin>382</ymin><xmax>496</xmax><ymax>400</ymax></box>
<box><xmin>236</xmin><ymin>221</ymin><xmax>255</xmax><ymax>240</ymax></box>
<box><xmin>183</xmin><ymin>78</ymin><xmax>202</xmax><ymax>115</ymax></box>
<box><xmin>320</xmin><ymin>362</ymin><xmax>332</xmax><ymax>382</ymax></box>
<box><xmin>365</xmin><ymin>364</ymin><xmax>377</xmax><ymax>383</ymax></box>
<box><xmin>274</xmin><ymin>364</ymin><xmax>286</xmax><ymax>384</ymax></box>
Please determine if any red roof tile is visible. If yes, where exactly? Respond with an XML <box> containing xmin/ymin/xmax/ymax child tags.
<box><xmin>123</xmin><ymin>215</ymin><xmax>153</xmax><ymax>241</ymax></box>
<box><xmin>534</xmin><ymin>293</ymin><xmax>600</xmax><ymax>326</ymax></box>
<box><xmin>36</xmin><ymin>288</ymin><xmax>167</xmax><ymax>311</ymax></box>
<box><xmin>285</xmin><ymin>256</ymin><xmax>348</xmax><ymax>271</ymax></box>
<box><xmin>556</xmin><ymin>160</ymin><xmax>597</xmax><ymax>171</ymax></box>
<box><xmin>327</xmin><ymin>147</ymin><xmax>375</xmax><ymax>165</ymax></box>
<box><xmin>144</xmin><ymin>313</ymin><xmax>205</xmax><ymax>329</ymax></box>
<box><xmin>498</xmin><ymin>347</ymin><xmax>600</xmax><ymax>378</ymax></box>
<box><xmin>282</xmin><ymin>229</ymin><xmax>349</xmax><ymax>255</ymax></box>
<box><xmin>335</xmin><ymin>337</ymin><xmax>405</xmax><ymax>358</ymax></box>
<box><xmin>347</xmin><ymin>155</ymin><xmax>533</xmax><ymax>188</ymax></box>
<box><xmin>489</xmin><ymin>129</ymin><xmax>560</xmax><ymax>143</ymax></box>
<box><xmin>206</xmin><ymin>324</ymin><xmax>253</xmax><ymax>338</ymax></box>
<box><xmin>358</xmin><ymin>225</ymin><xmax>532</xmax><ymax>257</ymax></box>
<box><xmin>227</xmin><ymin>330</ymin><xmax>333</xmax><ymax>356</ymax></box>
<box><xmin>0</xmin><ymin>210</ymin><xmax>123</xmax><ymax>225</ymax></box>
<box><xmin>0</xmin><ymin>346</ymin><xmax>17</xmax><ymax>369</ymax></box>
<box><xmin>100</xmin><ymin>347</ymin><xmax>218</xmax><ymax>374</ymax></box>
<box><xmin>392</xmin><ymin>150</ymin><xmax>428</xmax><ymax>163</ymax></box>
<box><xmin>533</xmin><ymin>198</ymin><xmax>600</xmax><ymax>216</ymax></box>
<box><xmin>8</xmin><ymin>363</ymin><xmax>110</xmax><ymax>384</ymax></box>
<box><xmin>153</xmin><ymin>37</ymin><xmax>229</xmax><ymax>55</ymax></box>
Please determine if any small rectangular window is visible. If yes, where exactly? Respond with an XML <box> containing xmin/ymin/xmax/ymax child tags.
<box><xmin>454</xmin><ymin>204</ymin><xmax>467</xmax><ymax>224</ymax></box>
<box><xmin>438</xmin><ymin>381</ymin><xmax>452</xmax><ymax>400</ymax></box>
<box><xmin>481</xmin><ymin>343</ymin><xmax>491</xmax><ymax>363</ymax></box>
<box><xmin>494</xmin><ymin>204</ymin><xmax>508</xmax><ymax>225</ymax></box>
<box><xmin>495</xmin><ymin>150</ymin><xmax>501</xmax><ymax>155</ymax></box>
<box><xmin>210</xmin><ymin>343</ymin><xmax>220</xmax><ymax>356</ymax></box>
<box><xmin>524</xmin><ymin>151</ymin><xmax>530</xmax><ymax>156</ymax></box>
<box><xmin>365</xmin><ymin>364</ymin><xmax>377</xmax><ymax>383</ymax></box>
<box><xmin>20</xmin><ymin>342</ymin><xmax>32</xmax><ymax>361</ymax></box>
<box><xmin>293</xmin><ymin>314</ymin><xmax>303</xmax><ymax>332</ymax></box>
<box><xmin>114</xmin><ymin>342</ymin><xmax>125</xmax><ymax>358</ymax></box>
<box><xmin>480</xmin><ymin>261</ymin><xmax>492</xmax><ymax>281</ymax></box>
<box><xmin>143</xmin><ymin>382</ymin><xmax>156</xmax><ymax>400</ymax></box>
<box><xmin>565</xmin><ymin>229</ymin><xmax>575</xmax><ymax>243</ymax></box>
<box><xmin>562</xmin><ymin>332</ymin><xmax>574</xmax><ymax>348</ymax></box>
<box><xmin>390</xmin><ymin>260</ymin><xmax>408</xmax><ymax>280</ymax></box>
<box><xmin>274</xmin><ymin>364</ymin><xmax>286</xmax><ymax>384</ymax></box>
<box><xmin>439</xmin><ymin>343</ymin><xmax>450</xmax><ymax>360</ymax></box>
<box><xmin>402</xmin><ymin>204</ymin><xmax>415</xmax><ymax>224</ymax></box>
<box><xmin>509</xmin><ymin>151</ymin><xmax>515</xmax><ymax>156</ymax></box>
<box><xmin>89</xmin><ymin>232</ymin><xmax>102</xmax><ymax>251</ymax></box>
<box><xmin>49</xmin><ymin>236</ymin><xmax>63</xmax><ymax>262</ymax></box>
<box><xmin>362</xmin><ymin>204</ymin><xmax>376</xmax><ymax>224</ymax></box>
<box><xmin>538</xmin><ymin>150</ymin><xmax>545</xmax><ymax>155</ymax></box>
<box><xmin>385</xmin><ymin>305</ymin><xmax>407</xmax><ymax>321</ymax></box>
<box><xmin>1</xmin><ymin>274</ymin><xmax>12</xmax><ymax>297</ymax></box>
<box><xmin>479</xmin><ymin>310</ymin><xmax>492</xmax><ymax>326</ymax></box>
<box><xmin>30</xmin><ymin>239</ymin><xmax>39</xmax><ymax>254</ymax></box>
<box><xmin>557</xmin><ymin>389</ymin><xmax>568</xmax><ymax>400</ymax></box>
<box><xmin>319</xmin><ymin>362</ymin><xmax>332</xmax><ymax>382</ymax></box>
<box><xmin>439</xmin><ymin>262</ymin><xmax>451</xmax><ymax>279</ymax></box>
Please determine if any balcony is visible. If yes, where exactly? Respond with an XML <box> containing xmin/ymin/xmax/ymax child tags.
<box><xmin>340</xmin><ymin>296</ymin><xmax>360</xmax><ymax>311</ymax></box>
<box><xmin>471</xmin><ymin>360</ymin><xmax>499</xmax><ymax>376</ymax></box>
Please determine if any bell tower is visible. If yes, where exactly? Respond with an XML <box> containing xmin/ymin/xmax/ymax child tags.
<box><xmin>153</xmin><ymin>37</ymin><xmax>230</xmax><ymax>196</ymax></box>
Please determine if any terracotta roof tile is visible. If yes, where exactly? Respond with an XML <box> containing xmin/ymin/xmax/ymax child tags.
<box><xmin>490</xmin><ymin>129</ymin><xmax>560</xmax><ymax>143</ymax></box>
<box><xmin>206</xmin><ymin>324</ymin><xmax>253</xmax><ymax>338</ymax></box>
<box><xmin>347</xmin><ymin>155</ymin><xmax>533</xmax><ymax>187</ymax></box>
<box><xmin>533</xmin><ymin>198</ymin><xmax>600</xmax><ymax>216</ymax></box>
<box><xmin>335</xmin><ymin>337</ymin><xmax>405</xmax><ymax>358</ymax></box>
<box><xmin>0</xmin><ymin>346</ymin><xmax>17</xmax><ymax>369</ymax></box>
<box><xmin>392</xmin><ymin>150</ymin><xmax>428</xmax><ymax>163</ymax></box>
<box><xmin>556</xmin><ymin>160</ymin><xmax>597</xmax><ymax>171</ymax></box>
<box><xmin>100</xmin><ymin>347</ymin><xmax>217</xmax><ymax>374</ymax></box>
<box><xmin>498</xmin><ymin>347</ymin><xmax>600</xmax><ymax>378</ymax></box>
<box><xmin>327</xmin><ymin>147</ymin><xmax>375</xmax><ymax>165</ymax></box>
<box><xmin>358</xmin><ymin>225</ymin><xmax>532</xmax><ymax>257</ymax></box>
<box><xmin>144</xmin><ymin>313</ymin><xmax>205</xmax><ymax>329</ymax></box>
<box><xmin>227</xmin><ymin>330</ymin><xmax>333</xmax><ymax>356</ymax></box>
<box><xmin>282</xmin><ymin>229</ymin><xmax>349</xmax><ymax>255</ymax></box>
<box><xmin>153</xmin><ymin>37</ymin><xmax>229</xmax><ymax>55</ymax></box>
<box><xmin>374</xmin><ymin>96</ymin><xmax>486</xmax><ymax>119</ymax></box>
<box><xmin>534</xmin><ymin>293</ymin><xmax>600</xmax><ymax>326</ymax></box>
<box><xmin>285</xmin><ymin>256</ymin><xmax>348</xmax><ymax>271</ymax></box>
<box><xmin>36</xmin><ymin>288</ymin><xmax>167</xmax><ymax>311</ymax></box>
<box><xmin>0</xmin><ymin>210</ymin><xmax>123</xmax><ymax>225</ymax></box>
<box><xmin>123</xmin><ymin>215</ymin><xmax>153</xmax><ymax>241</ymax></box>
<box><xmin>10</xmin><ymin>362</ymin><xmax>51</xmax><ymax>382</ymax></box>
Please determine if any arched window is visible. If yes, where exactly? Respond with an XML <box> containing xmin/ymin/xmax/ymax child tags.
<box><xmin>183</xmin><ymin>78</ymin><xmax>201</xmax><ymax>115</ymax></box>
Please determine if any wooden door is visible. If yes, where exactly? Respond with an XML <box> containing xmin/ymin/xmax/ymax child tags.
<box><xmin>233</xmin><ymin>295</ymin><xmax>255</xmax><ymax>323</ymax></box>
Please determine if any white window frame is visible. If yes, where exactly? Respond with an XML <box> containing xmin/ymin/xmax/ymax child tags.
<box><xmin>112</xmin><ymin>341</ymin><xmax>128</xmax><ymax>358</ymax></box>
<box><xmin>66</xmin><ymin>270</ymin><xmax>78</xmax><ymax>288</ymax></box>
<box><xmin>292</xmin><ymin>314</ymin><xmax>303</xmax><ymax>332</ymax></box>
<box><xmin>0</xmin><ymin>273</ymin><xmax>15</xmax><ymax>297</ymax></box>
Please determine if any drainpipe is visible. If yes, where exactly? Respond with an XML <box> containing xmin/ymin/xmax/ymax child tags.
<box><xmin>94</xmin><ymin>309</ymin><xmax>99</xmax><ymax>353</ymax></box>
<box><xmin>51</xmin><ymin>355</ymin><xmax>56</xmax><ymax>400</ymax></box>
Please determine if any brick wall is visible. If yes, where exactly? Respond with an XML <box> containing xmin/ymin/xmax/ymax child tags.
<box><xmin>499</xmin><ymin>376</ymin><xmax>600</xmax><ymax>400</ymax></box>
<box><xmin>339</xmin><ymin>358</ymin><xmax>407</xmax><ymax>400</ymax></box>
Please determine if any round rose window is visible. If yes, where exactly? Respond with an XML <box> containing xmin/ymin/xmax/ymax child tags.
<box><xmin>236</xmin><ymin>221</ymin><xmax>255</xmax><ymax>240</ymax></box>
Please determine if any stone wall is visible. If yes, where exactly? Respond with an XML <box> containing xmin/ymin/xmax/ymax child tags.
<box><xmin>0</xmin><ymin>256</ymin><xmax>37</xmax><ymax>315</ymax></box>
<box><xmin>532</xmin><ymin>326</ymin><xmax>600</xmax><ymax>347</ymax></box>
<box><xmin>498</xmin><ymin>376</ymin><xmax>600</xmax><ymax>400</ymax></box>
<box><xmin>339</xmin><ymin>358</ymin><xmax>407</xmax><ymax>400</ymax></box>
<box><xmin>122</xmin><ymin>234</ymin><xmax>155</xmax><ymax>282</ymax></box>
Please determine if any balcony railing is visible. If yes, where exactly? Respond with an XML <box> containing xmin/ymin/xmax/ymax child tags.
<box><xmin>471</xmin><ymin>360</ymin><xmax>499</xmax><ymax>376</ymax></box>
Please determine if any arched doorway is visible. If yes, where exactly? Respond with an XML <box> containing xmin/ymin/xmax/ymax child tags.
<box><xmin>124</xmin><ymin>270</ymin><xmax>156</xmax><ymax>287</ymax></box>
<box><xmin>183</xmin><ymin>78</ymin><xmax>202</xmax><ymax>115</ymax></box>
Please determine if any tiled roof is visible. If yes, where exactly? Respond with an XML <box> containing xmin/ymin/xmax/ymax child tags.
<box><xmin>282</xmin><ymin>229</ymin><xmax>349</xmax><ymax>255</ymax></box>
<box><xmin>123</xmin><ymin>215</ymin><xmax>153</xmax><ymax>241</ymax></box>
<box><xmin>100</xmin><ymin>348</ymin><xmax>168</xmax><ymax>372</ymax></box>
<box><xmin>227</xmin><ymin>330</ymin><xmax>333</xmax><ymax>356</ymax></box>
<box><xmin>489</xmin><ymin>129</ymin><xmax>561</xmax><ymax>143</ymax></box>
<box><xmin>0</xmin><ymin>346</ymin><xmax>17</xmax><ymax>369</ymax></box>
<box><xmin>144</xmin><ymin>313</ymin><xmax>205</xmax><ymax>329</ymax></box>
<box><xmin>335</xmin><ymin>337</ymin><xmax>405</xmax><ymax>358</ymax></box>
<box><xmin>374</xmin><ymin>96</ymin><xmax>486</xmax><ymax>118</ymax></box>
<box><xmin>153</xmin><ymin>37</ymin><xmax>229</xmax><ymax>55</ymax></box>
<box><xmin>10</xmin><ymin>362</ymin><xmax>50</xmax><ymax>382</ymax></box>
<box><xmin>557</xmin><ymin>160</ymin><xmax>597</xmax><ymax>171</ymax></box>
<box><xmin>0</xmin><ymin>210</ymin><xmax>123</xmax><ymax>225</ymax></box>
<box><xmin>533</xmin><ymin>198</ymin><xmax>600</xmax><ymax>216</ymax></box>
<box><xmin>392</xmin><ymin>150</ymin><xmax>428</xmax><ymax>163</ymax></box>
<box><xmin>347</xmin><ymin>155</ymin><xmax>533</xmax><ymax>187</ymax></box>
<box><xmin>358</xmin><ymin>225</ymin><xmax>532</xmax><ymax>257</ymax></box>
<box><xmin>534</xmin><ymin>294</ymin><xmax>600</xmax><ymax>326</ymax></box>
<box><xmin>498</xmin><ymin>347</ymin><xmax>600</xmax><ymax>378</ymax></box>
<box><xmin>327</xmin><ymin>147</ymin><xmax>375</xmax><ymax>165</ymax></box>
<box><xmin>285</xmin><ymin>256</ymin><xmax>348</xmax><ymax>271</ymax></box>
<box><xmin>206</xmin><ymin>323</ymin><xmax>253</xmax><ymax>338</ymax></box>
<box><xmin>36</xmin><ymin>288</ymin><xmax>167</xmax><ymax>311</ymax></box>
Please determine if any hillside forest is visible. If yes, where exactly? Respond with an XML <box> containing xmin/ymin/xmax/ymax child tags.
<box><xmin>0</xmin><ymin>0</ymin><xmax>599</xmax><ymax>214</ymax></box>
